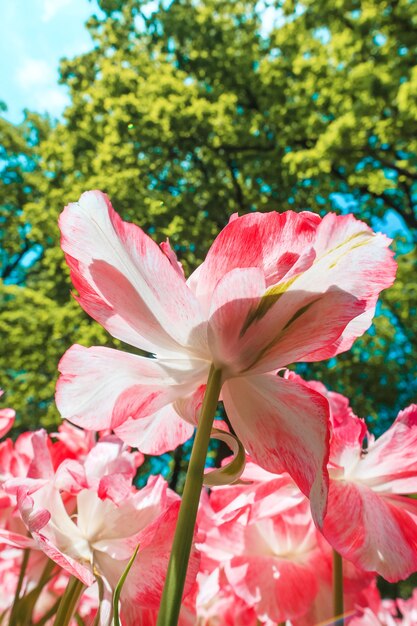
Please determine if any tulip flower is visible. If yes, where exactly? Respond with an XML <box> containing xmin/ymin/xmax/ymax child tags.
<box><xmin>6</xmin><ymin>431</ymin><xmax>196</xmax><ymax>625</ymax></box>
<box><xmin>197</xmin><ymin>480</ymin><xmax>325</xmax><ymax>623</ymax></box>
<box><xmin>289</xmin><ymin>373</ymin><xmax>417</xmax><ymax>582</ymax></box>
<box><xmin>202</xmin><ymin>458</ymin><xmax>378</xmax><ymax>625</ymax></box>
<box><xmin>324</xmin><ymin>402</ymin><xmax>417</xmax><ymax>581</ymax></box>
<box><xmin>56</xmin><ymin>191</ymin><xmax>395</xmax><ymax>624</ymax></box>
<box><xmin>57</xmin><ymin>192</ymin><xmax>395</xmax><ymax>517</ymax></box>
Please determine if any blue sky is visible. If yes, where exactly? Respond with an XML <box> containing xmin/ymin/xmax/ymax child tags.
<box><xmin>1</xmin><ymin>0</ymin><xmax>280</xmax><ymax>124</ymax></box>
<box><xmin>1</xmin><ymin>0</ymin><xmax>97</xmax><ymax>123</ymax></box>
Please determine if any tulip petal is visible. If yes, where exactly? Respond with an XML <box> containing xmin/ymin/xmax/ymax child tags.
<box><xmin>241</xmin><ymin>286</ymin><xmax>366</xmax><ymax>373</ymax></box>
<box><xmin>113</xmin><ymin>404</ymin><xmax>194</xmax><ymax>455</ymax></box>
<box><xmin>356</xmin><ymin>404</ymin><xmax>417</xmax><ymax>493</ymax></box>
<box><xmin>207</xmin><ymin>266</ymin><xmax>266</xmax><ymax>372</ymax></box>
<box><xmin>296</xmin><ymin>213</ymin><xmax>396</xmax><ymax>360</ymax></box>
<box><xmin>60</xmin><ymin>191</ymin><xmax>205</xmax><ymax>355</ymax></box>
<box><xmin>202</xmin><ymin>211</ymin><xmax>395</xmax><ymax>370</ymax></box>
<box><xmin>222</xmin><ymin>373</ymin><xmax>329</xmax><ymax>525</ymax></box>
<box><xmin>0</xmin><ymin>408</ymin><xmax>15</xmax><ymax>439</ymax></box>
<box><xmin>96</xmin><ymin>501</ymin><xmax>199</xmax><ymax>619</ymax></box>
<box><xmin>188</xmin><ymin>211</ymin><xmax>320</xmax><ymax>313</ymax></box>
<box><xmin>56</xmin><ymin>344</ymin><xmax>208</xmax><ymax>431</ymax></box>
<box><xmin>323</xmin><ymin>481</ymin><xmax>417</xmax><ymax>581</ymax></box>
<box><xmin>226</xmin><ymin>554</ymin><xmax>319</xmax><ymax>622</ymax></box>
<box><xmin>15</xmin><ymin>485</ymin><xmax>95</xmax><ymax>585</ymax></box>
<box><xmin>208</xmin><ymin>266</ymin><xmax>366</xmax><ymax>375</ymax></box>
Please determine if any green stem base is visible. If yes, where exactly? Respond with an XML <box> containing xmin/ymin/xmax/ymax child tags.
<box><xmin>54</xmin><ymin>576</ymin><xmax>85</xmax><ymax>626</ymax></box>
<box><xmin>157</xmin><ymin>365</ymin><xmax>222</xmax><ymax>626</ymax></box>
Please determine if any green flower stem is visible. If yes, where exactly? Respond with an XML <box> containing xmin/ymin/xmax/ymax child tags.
<box><xmin>157</xmin><ymin>365</ymin><xmax>223</xmax><ymax>626</ymax></box>
<box><xmin>333</xmin><ymin>549</ymin><xmax>344</xmax><ymax>624</ymax></box>
<box><xmin>8</xmin><ymin>548</ymin><xmax>29</xmax><ymax>626</ymax></box>
<box><xmin>54</xmin><ymin>576</ymin><xmax>85</xmax><ymax>626</ymax></box>
<box><xmin>33</xmin><ymin>598</ymin><xmax>61</xmax><ymax>626</ymax></box>
<box><xmin>13</xmin><ymin>558</ymin><xmax>56</xmax><ymax>626</ymax></box>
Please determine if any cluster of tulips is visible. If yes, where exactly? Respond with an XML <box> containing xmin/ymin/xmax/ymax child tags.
<box><xmin>1</xmin><ymin>191</ymin><xmax>416</xmax><ymax>625</ymax></box>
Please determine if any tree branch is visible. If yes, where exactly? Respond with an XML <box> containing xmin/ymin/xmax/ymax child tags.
<box><xmin>226</xmin><ymin>158</ymin><xmax>246</xmax><ymax>212</ymax></box>
<box><xmin>331</xmin><ymin>166</ymin><xmax>417</xmax><ymax>233</ymax></box>
<box><xmin>1</xmin><ymin>239</ymin><xmax>31</xmax><ymax>281</ymax></box>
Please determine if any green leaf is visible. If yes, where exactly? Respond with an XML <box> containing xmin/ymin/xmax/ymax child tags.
<box><xmin>113</xmin><ymin>544</ymin><xmax>140</xmax><ymax>626</ymax></box>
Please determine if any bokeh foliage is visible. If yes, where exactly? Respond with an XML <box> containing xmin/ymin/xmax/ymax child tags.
<box><xmin>1</xmin><ymin>0</ymin><xmax>416</xmax><ymax>434</ymax></box>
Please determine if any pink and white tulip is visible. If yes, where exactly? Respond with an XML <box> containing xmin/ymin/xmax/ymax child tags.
<box><xmin>324</xmin><ymin>401</ymin><xmax>417</xmax><ymax>581</ymax></box>
<box><xmin>197</xmin><ymin>475</ymin><xmax>325</xmax><ymax>623</ymax></box>
<box><xmin>5</xmin><ymin>430</ymin><xmax>195</xmax><ymax>624</ymax></box>
<box><xmin>56</xmin><ymin>191</ymin><xmax>395</xmax><ymax>522</ymax></box>
<box><xmin>289</xmin><ymin>373</ymin><xmax>417</xmax><ymax>582</ymax></box>
<box><xmin>202</xmin><ymin>457</ymin><xmax>379</xmax><ymax>624</ymax></box>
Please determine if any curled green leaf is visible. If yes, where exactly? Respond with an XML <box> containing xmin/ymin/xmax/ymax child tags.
<box><xmin>203</xmin><ymin>428</ymin><xmax>246</xmax><ymax>487</ymax></box>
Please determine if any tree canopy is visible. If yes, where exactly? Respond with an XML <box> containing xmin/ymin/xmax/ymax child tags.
<box><xmin>1</xmin><ymin>0</ymin><xmax>416</xmax><ymax>434</ymax></box>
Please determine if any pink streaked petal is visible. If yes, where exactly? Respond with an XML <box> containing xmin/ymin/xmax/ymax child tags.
<box><xmin>173</xmin><ymin>384</ymin><xmax>206</xmax><ymax>426</ymax></box>
<box><xmin>296</xmin><ymin>214</ymin><xmax>396</xmax><ymax>359</ymax></box>
<box><xmin>292</xmin><ymin>556</ymin><xmax>379</xmax><ymax>626</ymax></box>
<box><xmin>0</xmin><ymin>408</ymin><xmax>15</xmax><ymax>439</ymax></box>
<box><xmin>16</xmin><ymin>488</ymin><xmax>51</xmax><ymax>533</ymax></box>
<box><xmin>60</xmin><ymin>190</ymin><xmax>205</xmax><ymax>355</ymax></box>
<box><xmin>247</xmin><ymin>477</ymin><xmax>306</xmax><ymax>522</ymax></box>
<box><xmin>0</xmin><ymin>530</ymin><xmax>38</xmax><ymax>549</ymax></box>
<box><xmin>323</xmin><ymin>481</ymin><xmax>417</xmax><ymax>581</ymax></box>
<box><xmin>89</xmin><ymin>476</ymin><xmax>178</xmax><ymax>557</ymax></box>
<box><xmin>83</xmin><ymin>438</ymin><xmax>138</xmax><ymax>487</ymax></box>
<box><xmin>209</xmin><ymin>464</ymin><xmax>305</xmax><ymax>523</ymax></box>
<box><xmin>27</xmin><ymin>430</ymin><xmax>55</xmax><ymax>480</ymax></box>
<box><xmin>54</xmin><ymin>459</ymin><xmax>87</xmax><ymax>494</ymax></box>
<box><xmin>114</xmin><ymin>404</ymin><xmax>194</xmax><ymax>454</ymax></box>
<box><xmin>187</xmin><ymin>211</ymin><xmax>320</xmax><ymax>313</ymax></box>
<box><xmin>355</xmin><ymin>405</ymin><xmax>417</xmax><ymax>493</ymax></box>
<box><xmin>222</xmin><ymin>373</ymin><xmax>330</xmax><ymax>526</ymax></box>
<box><xmin>313</xmin><ymin>214</ymin><xmax>395</xmax><ymax>296</ymax></box>
<box><xmin>226</xmin><ymin>554</ymin><xmax>318</xmax><ymax>622</ymax></box>
<box><xmin>207</xmin><ymin>267</ymin><xmax>266</xmax><ymax>373</ymax></box>
<box><xmin>243</xmin><ymin>214</ymin><xmax>395</xmax><ymax>368</ymax></box>
<box><xmin>76</xmin><ymin>489</ymin><xmax>150</xmax><ymax>551</ymax></box>
<box><xmin>97</xmin><ymin>473</ymin><xmax>134</xmax><ymax>504</ymax></box>
<box><xmin>33</xmin><ymin>532</ymin><xmax>95</xmax><ymax>586</ymax></box>
<box><xmin>286</xmin><ymin>372</ymin><xmax>368</xmax><ymax>464</ymax></box>
<box><xmin>198</xmin><ymin>505</ymin><xmax>249</xmax><ymax>567</ymax></box>
<box><xmin>132</xmin><ymin>474</ymin><xmax>180</xmax><ymax>524</ymax></box>
<box><xmin>56</xmin><ymin>344</ymin><xmax>208</xmax><ymax>431</ymax></box>
<box><xmin>97</xmin><ymin>500</ymin><xmax>198</xmax><ymax>614</ymax></box>
<box><xmin>207</xmin><ymin>269</ymin><xmax>365</xmax><ymax>375</ymax></box>
<box><xmin>247</xmin><ymin>287</ymin><xmax>366</xmax><ymax>373</ymax></box>
<box><xmin>304</xmin><ymin>307</ymin><xmax>377</xmax><ymax>362</ymax></box>
<box><xmin>15</xmin><ymin>483</ymin><xmax>87</xmax><ymax>560</ymax></box>
<box><xmin>160</xmin><ymin>239</ymin><xmax>185</xmax><ymax>279</ymax></box>
<box><xmin>278</xmin><ymin>246</ymin><xmax>317</xmax><ymax>281</ymax></box>
<box><xmin>4</xmin><ymin>476</ymin><xmax>49</xmax><ymax>498</ymax></box>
